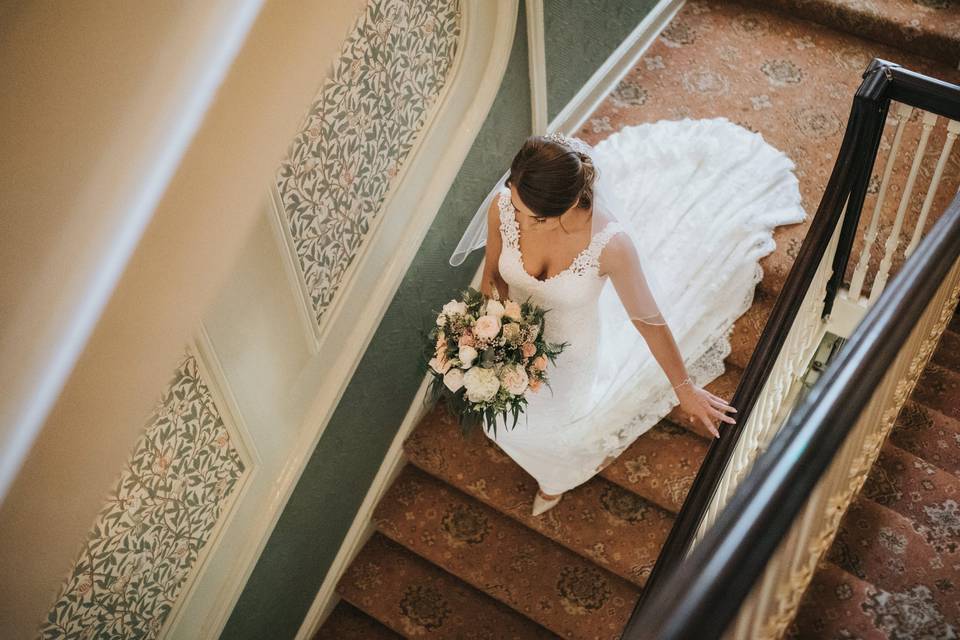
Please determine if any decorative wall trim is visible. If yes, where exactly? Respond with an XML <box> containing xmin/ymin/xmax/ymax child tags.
<box><xmin>525</xmin><ymin>0</ymin><xmax>548</xmax><ymax>135</ymax></box>
<box><xmin>295</xmin><ymin>0</ymin><xmax>685</xmax><ymax>635</ymax></box>
<box><xmin>159</xmin><ymin>325</ymin><xmax>261</xmax><ymax>639</ymax></box>
<box><xmin>266</xmin><ymin>185</ymin><xmax>322</xmax><ymax>353</ymax></box>
<box><xmin>547</xmin><ymin>0</ymin><xmax>685</xmax><ymax>135</ymax></box>
<box><xmin>276</xmin><ymin>0</ymin><xmax>461</xmax><ymax>332</ymax></box>
<box><xmin>39</xmin><ymin>341</ymin><xmax>253</xmax><ymax>640</ymax></box>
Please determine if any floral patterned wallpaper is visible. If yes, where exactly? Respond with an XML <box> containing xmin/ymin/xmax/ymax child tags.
<box><xmin>39</xmin><ymin>351</ymin><xmax>246</xmax><ymax>639</ymax></box>
<box><xmin>276</xmin><ymin>0</ymin><xmax>461</xmax><ymax>328</ymax></box>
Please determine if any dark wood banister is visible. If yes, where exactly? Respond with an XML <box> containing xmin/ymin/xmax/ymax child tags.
<box><xmin>621</xmin><ymin>58</ymin><xmax>960</xmax><ymax>638</ymax></box>
<box><xmin>628</xmin><ymin>182</ymin><xmax>960</xmax><ymax>640</ymax></box>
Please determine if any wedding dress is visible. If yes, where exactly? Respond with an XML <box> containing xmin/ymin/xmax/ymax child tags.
<box><xmin>460</xmin><ymin>116</ymin><xmax>806</xmax><ymax>498</ymax></box>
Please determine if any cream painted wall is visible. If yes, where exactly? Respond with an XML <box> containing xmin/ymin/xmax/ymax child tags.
<box><xmin>0</xmin><ymin>1</ymin><xmax>366</xmax><ymax>637</ymax></box>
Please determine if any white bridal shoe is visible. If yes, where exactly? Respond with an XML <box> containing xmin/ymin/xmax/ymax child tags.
<box><xmin>532</xmin><ymin>489</ymin><xmax>563</xmax><ymax>516</ymax></box>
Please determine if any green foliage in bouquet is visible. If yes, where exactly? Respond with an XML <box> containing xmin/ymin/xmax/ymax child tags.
<box><xmin>421</xmin><ymin>286</ymin><xmax>567</xmax><ymax>438</ymax></box>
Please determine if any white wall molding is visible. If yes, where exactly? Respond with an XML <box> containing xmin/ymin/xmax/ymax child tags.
<box><xmin>266</xmin><ymin>185</ymin><xmax>322</xmax><ymax>353</ymax></box>
<box><xmin>548</xmin><ymin>0</ymin><xmax>685</xmax><ymax>135</ymax></box>
<box><xmin>525</xmin><ymin>0</ymin><xmax>548</xmax><ymax>135</ymax></box>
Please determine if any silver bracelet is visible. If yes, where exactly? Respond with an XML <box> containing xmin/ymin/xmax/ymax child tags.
<box><xmin>672</xmin><ymin>376</ymin><xmax>693</xmax><ymax>391</ymax></box>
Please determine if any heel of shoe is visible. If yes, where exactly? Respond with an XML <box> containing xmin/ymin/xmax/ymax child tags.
<box><xmin>532</xmin><ymin>490</ymin><xmax>563</xmax><ymax>516</ymax></box>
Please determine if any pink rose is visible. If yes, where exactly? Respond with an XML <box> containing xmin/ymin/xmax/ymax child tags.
<box><xmin>499</xmin><ymin>364</ymin><xmax>529</xmax><ymax>395</ymax></box>
<box><xmin>533</xmin><ymin>355</ymin><xmax>548</xmax><ymax>371</ymax></box>
<box><xmin>458</xmin><ymin>329</ymin><xmax>475</xmax><ymax>347</ymax></box>
<box><xmin>521</xmin><ymin>342</ymin><xmax>536</xmax><ymax>358</ymax></box>
<box><xmin>528</xmin><ymin>377</ymin><xmax>542</xmax><ymax>392</ymax></box>
<box><xmin>474</xmin><ymin>314</ymin><xmax>501</xmax><ymax>340</ymax></box>
<box><xmin>503</xmin><ymin>300</ymin><xmax>522</xmax><ymax>320</ymax></box>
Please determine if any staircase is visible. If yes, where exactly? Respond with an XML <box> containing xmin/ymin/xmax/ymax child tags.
<box><xmin>317</xmin><ymin>1</ymin><xmax>960</xmax><ymax>637</ymax></box>
<box><xmin>787</xmin><ymin>311</ymin><xmax>960</xmax><ymax>638</ymax></box>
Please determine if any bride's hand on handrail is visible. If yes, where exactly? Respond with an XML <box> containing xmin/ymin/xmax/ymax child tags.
<box><xmin>673</xmin><ymin>378</ymin><xmax>736</xmax><ymax>438</ymax></box>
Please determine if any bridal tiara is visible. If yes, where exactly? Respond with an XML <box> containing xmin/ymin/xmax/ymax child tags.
<box><xmin>545</xmin><ymin>130</ymin><xmax>592</xmax><ymax>157</ymax></box>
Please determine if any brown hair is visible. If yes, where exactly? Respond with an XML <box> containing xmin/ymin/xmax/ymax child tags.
<box><xmin>505</xmin><ymin>135</ymin><xmax>597</xmax><ymax>219</ymax></box>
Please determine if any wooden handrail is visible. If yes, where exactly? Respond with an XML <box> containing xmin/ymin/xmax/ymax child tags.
<box><xmin>629</xmin><ymin>186</ymin><xmax>960</xmax><ymax>640</ymax></box>
<box><xmin>621</xmin><ymin>58</ymin><xmax>960</xmax><ymax>638</ymax></box>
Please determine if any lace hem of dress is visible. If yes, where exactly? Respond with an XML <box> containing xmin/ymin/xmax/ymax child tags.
<box><xmin>581</xmin><ymin>259</ymin><xmax>765</xmax><ymax>460</ymax></box>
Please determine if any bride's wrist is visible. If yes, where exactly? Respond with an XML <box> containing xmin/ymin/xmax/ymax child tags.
<box><xmin>671</xmin><ymin>375</ymin><xmax>693</xmax><ymax>391</ymax></box>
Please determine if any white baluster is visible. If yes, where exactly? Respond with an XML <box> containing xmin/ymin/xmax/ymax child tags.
<box><xmin>849</xmin><ymin>104</ymin><xmax>913</xmax><ymax>301</ymax></box>
<box><xmin>905</xmin><ymin>118</ymin><xmax>959</xmax><ymax>258</ymax></box>
<box><xmin>870</xmin><ymin>110</ymin><xmax>938</xmax><ymax>304</ymax></box>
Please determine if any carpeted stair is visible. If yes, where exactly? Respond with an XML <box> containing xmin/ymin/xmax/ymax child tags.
<box><xmin>787</xmin><ymin>316</ymin><xmax>960</xmax><ymax>638</ymax></box>
<box><xmin>316</xmin><ymin>2</ymin><xmax>960</xmax><ymax>637</ymax></box>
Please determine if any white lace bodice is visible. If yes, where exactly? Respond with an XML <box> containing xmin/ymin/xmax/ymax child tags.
<box><xmin>496</xmin><ymin>186</ymin><xmax>624</xmax><ymax>310</ymax></box>
<box><xmin>495</xmin><ymin>187</ymin><xmax>624</xmax><ymax>422</ymax></box>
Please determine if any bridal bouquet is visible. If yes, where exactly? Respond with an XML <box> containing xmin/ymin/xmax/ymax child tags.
<box><xmin>424</xmin><ymin>286</ymin><xmax>567</xmax><ymax>437</ymax></box>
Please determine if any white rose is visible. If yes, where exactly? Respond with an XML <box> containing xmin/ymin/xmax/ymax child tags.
<box><xmin>484</xmin><ymin>299</ymin><xmax>505</xmax><ymax>318</ymax></box>
<box><xmin>443</xmin><ymin>367</ymin><xmax>465</xmax><ymax>392</ymax></box>
<box><xmin>436</xmin><ymin>313</ymin><xmax>446</xmax><ymax>327</ymax></box>
<box><xmin>442</xmin><ymin>299</ymin><xmax>468</xmax><ymax>317</ymax></box>
<box><xmin>499</xmin><ymin>363</ymin><xmax>529</xmax><ymax>395</ymax></box>
<box><xmin>503</xmin><ymin>300</ymin><xmax>522</xmax><ymax>320</ymax></box>
<box><xmin>458</xmin><ymin>345</ymin><xmax>478</xmax><ymax>367</ymax></box>
<box><xmin>463</xmin><ymin>366</ymin><xmax>500</xmax><ymax>402</ymax></box>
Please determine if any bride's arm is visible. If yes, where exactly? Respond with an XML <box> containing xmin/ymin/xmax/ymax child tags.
<box><xmin>481</xmin><ymin>194</ymin><xmax>510</xmax><ymax>300</ymax></box>
<box><xmin>600</xmin><ymin>234</ymin><xmax>736</xmax><ymax>438</ymax></box>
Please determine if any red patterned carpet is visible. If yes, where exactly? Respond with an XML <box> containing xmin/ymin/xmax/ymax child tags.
<box><xmin>318</xmin><ymin>1</ymin><xmax>960</xmax><ymax>637</ymax></box>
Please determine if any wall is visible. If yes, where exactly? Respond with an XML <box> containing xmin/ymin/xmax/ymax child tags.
<box><xmin>0</xmin><ymin>2</ymin><xmax>367</xmax><ymax>637</ymax></box>
<box><xmin>220</xmin><ymin>0</ymin><xmax>664</xmax><ymax>637</ymax></box>
<box><xmin>38</xmin><ymin>352</ymin><xmax>248</xmax><ymax>638</ymax></box>
<box><xmin>217</xmin><ymin>4</ymin><xmax>528</xmax><ymax>639</ymax></box>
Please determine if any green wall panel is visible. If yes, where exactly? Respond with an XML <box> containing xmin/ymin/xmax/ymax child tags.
<box><xmin>544</xmin><ymin>0</ymin><xmax>661</xmax><ymax>122</ymax></box>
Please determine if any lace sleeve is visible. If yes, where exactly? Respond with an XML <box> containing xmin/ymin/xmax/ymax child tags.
<box><xmin>600</xmin><ymin>230</ymin><xmax>666</xmax><ymax>326</ymax></box>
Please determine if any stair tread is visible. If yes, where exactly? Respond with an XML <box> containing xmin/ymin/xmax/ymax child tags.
<box><xmin>666</xmin><ymin>364</ymin><xmax>742</xmax><ymax>439</ymax></box>
<box><xmin>788</xmin><ymin>560</ymin><xmax>957</xmax><ymax>639</ymax></box>
<box><xmin>742</xmin><ymin>0</ymin><xmax>960</xmax><ymax>67</ymax></box>
<box><xmin>403</xmin><ymin>404</ymin><xmax>674</xmax><ymax>587</ymax></box>
<box><xmin>890</xmin><ymin>400</ymin><xmax>960</xmax><ymax>480</ymax></box>
<box><xmin>374</xmin><ymin>465</ymin><xmax>639</xmax><ymax>640</ymax></box>
<box><xmin>861</xmin><ymin>440</ymin><xmax>960</xmax><ymax>535</ymax></box>
<box><xmin>826</xmin><ymin>494</ymin><xmax>960</xmax><ymax>622</ymax></box>
<box><xmin>727</xmin><ymin>288</ymin><xmax>776</xmax><ymax>371</ymax></box>
<box><xmin>314</xmin><ymin>600</ymin><xmax>402</xmax><ymax>640</ymax></box>
<box><xmin>913</xmin><ymin>362</ymin><xmax>960</xmax><ymax>422</ymax></box>
<box><xmin>931</xmin><ymin>327</ymin><xmax>960</xmax><ymax>373</ymax></box>
<box><xmin>337</xmin><ymin>532</ymin><xmax>558</xmax><ymax>639</ymax></box>
<box><xmin>600</xmin><ymin>420</ymin><xmax>710</xmax><ymax>514</ymax></box>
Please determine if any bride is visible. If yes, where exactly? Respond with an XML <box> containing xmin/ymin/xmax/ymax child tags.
<box><xmin>448</xmin><ymin>118</ymin><xmax>805</xmax><ymax>515</ymax></box>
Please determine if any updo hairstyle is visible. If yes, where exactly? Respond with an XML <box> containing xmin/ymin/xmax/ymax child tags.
<box><xmin>504</xmin><ymin>135</ymin><xmax>597</xmax><ymax>218</ymax></box>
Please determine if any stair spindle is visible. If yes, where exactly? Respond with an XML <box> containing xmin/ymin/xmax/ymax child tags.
<box><xmin>869</xmin><ymin>110</ymin><xmax>938</xmax><ymax>304</ymax></box>
<box><xmin>848</xmin><ymin>103</ymin><xmax>912</xmax><ymax>302</ymax></box>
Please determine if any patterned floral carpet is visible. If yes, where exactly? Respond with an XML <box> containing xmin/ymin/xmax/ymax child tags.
<box><xmin>318</xmin><ymin>1</ymin><xmax>960</xmax><ymax>637</ymax></box>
